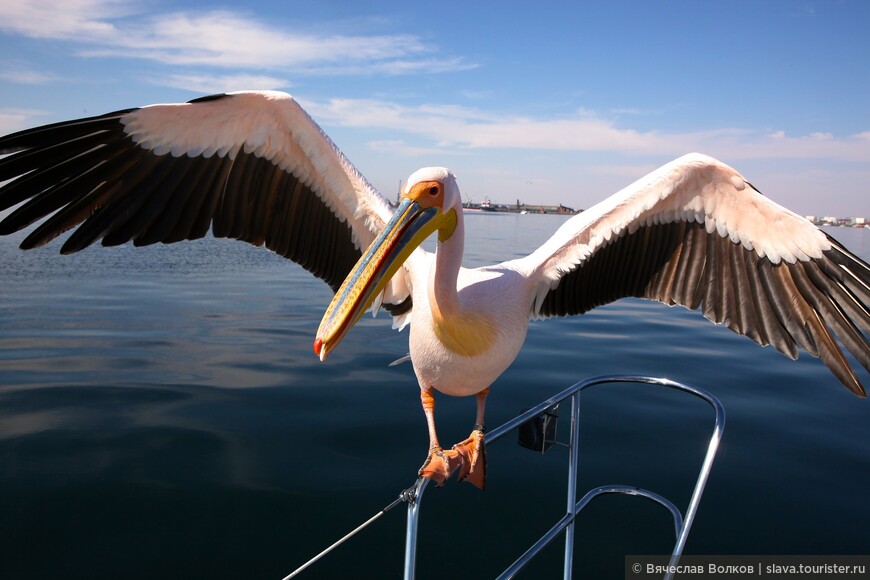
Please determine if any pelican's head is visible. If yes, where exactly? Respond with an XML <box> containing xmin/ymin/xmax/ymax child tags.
<box><xmin>313</xmin><ymin>167</ymin><xmax>460</xmax><ymax>361</ymax></box>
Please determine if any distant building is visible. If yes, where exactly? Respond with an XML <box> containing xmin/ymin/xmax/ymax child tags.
<box><xmin>805</xmin><ymin>215</ymin><xmax>867</xmax><ymax>227</ymax></box>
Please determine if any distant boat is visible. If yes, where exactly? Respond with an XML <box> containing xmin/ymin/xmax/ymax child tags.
<box><xmin>479</xmin><ymin>197</ymin><xmax>496</xmax><ymax>212</ymax></box>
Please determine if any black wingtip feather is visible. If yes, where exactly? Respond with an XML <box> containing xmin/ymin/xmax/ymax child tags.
<box><xmin>0</xmin><ymin>108</ymin><xmax>136</xmax><ymax>155</ymax></box>
<box><xmin>187</xmin><ymin>93</ymin><xmax>231</xmax><ymax>104</ymax></box>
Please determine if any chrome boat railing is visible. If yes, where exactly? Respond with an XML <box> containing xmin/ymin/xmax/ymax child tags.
<box><xmin>286</xmin><ymin>374</ymin><xmax>726</xmax><ymax>580</ymax></box>
<box><xmin>403</xmin><ymin>374</ymin><xmax>725</xmax><ymax>579</ymax></box>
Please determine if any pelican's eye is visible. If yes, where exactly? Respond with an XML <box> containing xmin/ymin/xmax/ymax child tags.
<box><xmin>405</xmin><ymin>180</ymin><xmax>443</xmax><ymax>206</ymax></box>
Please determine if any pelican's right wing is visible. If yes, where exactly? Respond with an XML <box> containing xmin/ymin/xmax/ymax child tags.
<box><xmin>0</xmin><ymin>91</ymin><xmax>410</xmax><ymax>307</ymax></box>
<box><xmin>514</xmin><ymin>154</ymin><xmax>869</xmax><ymax>395</ymax></box>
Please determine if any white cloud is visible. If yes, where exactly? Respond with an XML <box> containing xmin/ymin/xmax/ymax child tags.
<box><xmin>0</xmin><ymin>0</ymin><xmax>134</xmax><ymax>40</ymax></box>
<box><xmin>82</xmin><ymin>11</ymin><xmax>429</xmax><ymax>69</ymax></box>
<box><xmin>0</xmin><ymin>68</ymin><xmax>59</xmax><ymax>85</ymax></box>
<box><xmin>582</xmin><ymin>163</ymin><xmax>662</xmax><ymax>179</ymax></box>
<box><xmin>0</xmin><ymin>1</ymin><xmax>470</xmax><ymax>75</ymax></box>
<box><xmin>0</xmin><ymin>108</ymin><xmax>48</xmax><ymax>135</ymax></box>
<box><xmin>609</xmin><ymin>107</ymin><xmax>653</xmax><ymax>116</ymax></box>
<box><xmin>300</xmin><ymin>57</ymin><xmax>477</xmax><ymax>77</ymax></box>
<box><xmin>367</xmin><ymin>139</ymin><xmax>463</xmax><ymax>158</ymax></box>
<box><xmin>312</xmin><ymin>97</ymin><xmax>870</xmax><ymax>162</ymax></box>
<box><xmin>153</xmin><ymin>73</ymin><xmax>291</xmax><ymax>95</ymax></box>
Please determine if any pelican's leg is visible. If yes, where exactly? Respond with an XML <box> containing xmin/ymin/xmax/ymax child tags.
<box><xmin>451</xmin><ymin>387</ymin><xmax>488</xmax><ymax>489</ymax></box>
<box><xmin>418</xmin><ymin>387</ymin><xmax>463</xmax><ymax>486</ymax></box>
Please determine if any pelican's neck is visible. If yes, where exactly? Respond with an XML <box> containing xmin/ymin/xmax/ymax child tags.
<box><xmin>425</xmin><ymin>211</ymin><xmax>498</xmax><ymax>357</ymax></box>
<box><xmin>428</xmin><ymin>209</ymin><xmax>464</xmax><ymax>315</ymax></box>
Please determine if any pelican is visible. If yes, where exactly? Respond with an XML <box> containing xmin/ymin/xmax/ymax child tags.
<box><xmin>1</xmin><ymin>91</ymin><xmax>868</xmax><ymax>488</ymax></box>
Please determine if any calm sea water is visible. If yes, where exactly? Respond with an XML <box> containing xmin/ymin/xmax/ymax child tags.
<box><xmin>0</xmin><ymin>214</ymin><xmax>867</xmax><ymax>579</ymax></box>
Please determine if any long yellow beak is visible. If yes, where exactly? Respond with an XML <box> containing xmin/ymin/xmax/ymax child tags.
<box><xmin>313</xmin><ymin>197</ymin><xmax>445</xmax><ymax>361</ymax></box>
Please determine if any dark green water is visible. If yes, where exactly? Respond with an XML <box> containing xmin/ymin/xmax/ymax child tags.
<box><xmin>0</xmin><ymin>215</ymin><xmax>867</xmax><ymax>579</ymax></box>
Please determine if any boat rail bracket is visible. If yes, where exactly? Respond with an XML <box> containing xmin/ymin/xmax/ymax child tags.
<box><xmin>401</xmin><ymin>477</ymin><xmax>425</xmax><ymax>505</ymax></box>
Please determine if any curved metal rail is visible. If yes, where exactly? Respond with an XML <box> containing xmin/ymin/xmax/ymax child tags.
<box><xmin>404</xmin><ymin>374</ymin><xmax>726</xmax><ymax>580</ymax></box>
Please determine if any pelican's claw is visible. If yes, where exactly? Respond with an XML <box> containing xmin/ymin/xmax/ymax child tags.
<box><xmin>418</xmin><ymin>447</ymin><xmax>462</xmax><ymax>486</ymax></box>
<box><xmin>453</xmin><ymin>429</ymin><xmax>486</xmax><ymax>489</ymax></box>
<box><xmin>418</xmin><ymin>430</ymin><xmax>486</xmax><ymax>489</ymax></box>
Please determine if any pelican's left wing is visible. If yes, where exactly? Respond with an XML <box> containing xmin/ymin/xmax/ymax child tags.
<box><xmin>516</xmin><ymin>153</ymin><xmax>869</xmax><ymax>395</ymax></box>
<box><xmin>0</xmin><ymin>91</ymin><xmax>411</xmax><ymax>307</ymax></box>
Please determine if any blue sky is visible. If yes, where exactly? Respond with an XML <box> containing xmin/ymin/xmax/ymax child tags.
<box><xmin>1</xmin><ymin>0</ymin><xmax>868</xmax><ymax>216</ymax></box>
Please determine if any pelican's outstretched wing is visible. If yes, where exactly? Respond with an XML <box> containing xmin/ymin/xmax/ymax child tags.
<box><xmin>0</xmin><ymin>90</ymin><xmax>411</xmax><ymax>311</ymax></box>
<box><xmin>517</xmin><ymin>153</ymin><xmax>869</xmax><ymax>395</ymax></box>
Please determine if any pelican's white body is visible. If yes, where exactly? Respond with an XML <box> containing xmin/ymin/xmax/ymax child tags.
<box><xmin>406</xmin><ymin>253</ymin><xmax>532</xmax><ymax>397</ymax></box>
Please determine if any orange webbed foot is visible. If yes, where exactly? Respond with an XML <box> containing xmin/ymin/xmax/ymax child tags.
<box><xmin>452</xmin><ymin>429</ymin><xmax>486</xmax><ymax>489</ymax></box>
<box><xmin>419</xmin><ymin>447</ymin><xmax>463</xmax><ymax>486</ymax></box>
<box><xmin>418</xmin><ymin>429</ymin><xmax>487</xmax><ymax>489</ymax></box>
